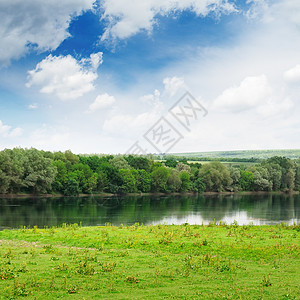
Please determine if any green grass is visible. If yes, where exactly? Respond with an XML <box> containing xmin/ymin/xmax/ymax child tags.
<box><xmin>187</xmin><ymin>160</ymin><xmax>256</xmax><ymax>166</ymax></box>
<box><xmin>171</xmin><ymin>149</ymin><xmax>300</xmax><ymax>159</ymax></box>
<box><xmin>0</xmin><ymin>223</ymin><xmax>299</xmax><ymax>299</ymax></box>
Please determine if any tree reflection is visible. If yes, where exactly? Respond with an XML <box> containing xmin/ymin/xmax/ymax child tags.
<box><xmin>0</xmin><ymin>194</ymin><xmax>299</xmax><ymax>228</ymax></box>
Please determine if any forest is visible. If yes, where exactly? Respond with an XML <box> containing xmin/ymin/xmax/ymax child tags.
<box><xmin>0</xmin><ymin>148</ymin><xmax>299</xmax><ymax>196</ymax></box>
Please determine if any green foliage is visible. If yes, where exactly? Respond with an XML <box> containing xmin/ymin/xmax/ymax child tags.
<box><xmin>180</xmin><ymin>171</ymin><xmax>191</xmax><ymax>192</ymax></box>
<box><xmin>119</xmin><ymin>169</ymin><xmax>137</xmax><ymax>193</ymax></box>
<box><xmin>240</xmin><ymin>170</ymin><xmax>254</xmax><ymax>191</ymax></box>
<box><xmin>167</xmin><ymin>169</ymin><xmax>182</xmax><ymax>192</ymax></box>
<box><xmin>199</xmin><ymin>162</ymin><xmax>232</xmax><ymax>192</ymax></box>
<box><xmin>164</xmin><ymin>157</ymin><xmax>178</xmax><ymax>168</ymax></box>
<box><xmin>22</xmin><ymin>149</ymin><xmax>57</xmax><ymax>194</ymax></box>
<box><xmin>63</xmin><ymin>179</ymin><xmax>80</xmax><ymax>196</ymax></box>
<box><xmin>151</xmin><ymin>166</ymin><xmax>169</xmax><ymax>192</ymax></box>
<box><xmin>0</xmin><ymin>148</ymin><xmax>299</xmax><ymax>195</ymax></box>
<box><xmin>135</xmin><ymin>169</ymin><xmax>151</xmax><ymax>193</ymax></box>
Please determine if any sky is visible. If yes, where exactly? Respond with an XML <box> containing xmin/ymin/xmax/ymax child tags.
<box><xmin>0</xmin><ymin>0</ymin><xmax>300</xmax><ymax>154</ymax></box>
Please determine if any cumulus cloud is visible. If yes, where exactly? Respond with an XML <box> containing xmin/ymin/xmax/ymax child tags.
<box><xmin>86</xmin><ymin>93</ymin><xmax>116</xmax><ymax>113</ymax></box>
<box><xmin>26</xmin><ymin>52</ymin><xmax>103</xmax><ymax>100</ymax></box>
<box><xmin>0</xmin><ymin>120</ymin><xmax>23</xmax><ymax>138</ymax></box>
<box><xmin>213</xmin><ymin>75</ymin><xmax>272</xmax><ymax>112</ymax></box>
<box><xmin>212</xmin><ymin>74</ymin><xmax>294</xmax><ymax>118</ymax></box>
<box><xmin>140</xmin><ymin>89</ymin><xmax>161</xmax><ymax>105</ymax></box>
<box><xmin>163</xmin><ymin>76</ymin><xmax>185</xmax><ymax>97</ymax></box>
<box><xmin>100</xmin><ymin>0</ymin><xmax>237</xmax><ymax>41</ymax></box>
<box><xmin>284</xmin><ymin>64</ymin><xmax>300</xmax><ymax>84</ymax></box>
<box><xmin>0</xmin><ymin>0</ymin><xmax>94</xmax><ymax>65</ymax></box>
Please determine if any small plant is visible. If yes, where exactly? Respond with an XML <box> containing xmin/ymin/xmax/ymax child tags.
<box><xmin>261</xmin><ymin>274</ymin><xmax>272</xmax><ymax>287</ymax></box>
<box><xmin>67</xmin><ymin>284</ymin><xmax>80</xmax><ymax>294</ymax></box>
<box><xmin>43</xmin><ymin>244</ymin><xmax>54</xmax><ymax>254</ymax></box>
<box><xmin>13</xmin><ymin>278</ymin><xmax>30</xmax><ymax>297</ymax></box>
<box><xmin>76</xmin><ymin>261</ymin><xmax>96</xmax><ymax>275</ymax></box>
<box><xmin>3</xmin><ymin>249</ymin><xmax>13</xmax><ymax>259</ymax></box>
<box><xmin>0</xmin><ymin>265</ymin><xmax>15</xmax><ymax>280</ymax></box>
<box><xmin>202</xmin><ymin>239</ymin><xmax>208</xmax><ymax>246</ymax></box>
<box><xmin>126</xmin><ymin>276</ymin><xmax>139</xmax><ymax>283</ymax></box>
<box><xmin>56</xmin><ymin>263</ymin><xmax>69</xmax><ymax>271</ymax></box>
<box><xmin>101</xmin><ymin>262</ymin><xmax>116</xmax><ymax>272</ymax></box>
<box><xmin>17</xmin><ymin>262</ymin><xmax>28</xmax><ymax>273</ymax></box>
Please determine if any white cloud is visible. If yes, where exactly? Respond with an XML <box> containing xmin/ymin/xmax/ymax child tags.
<box><xmin>0</xmin><ymin>120</ymin><xmax>23</xmax><ymax>138</ymax></box>
<box><xmin>284</xmin><ymin>64</ymin><xmax>300</xmax><ymax>84</ymax></box>
<box><xmin>257</xmin><ymin>97</ymin><xmax>293</xmax><ymax>118</ymax></box>
<box><xmin>140</xmin><ymin>89</ymin><xmax>161</xmax><ymax>105</ymax></box>
<box><xmin>29</xmin><ymin>125</ymin><xmax>70</xmax><ymax>150</ymax></box>
<box><xmin>26</xmin><ymin>52</ymin><xmax>103</xmax><ymax>100</ymax></box>
<box><xmin>87</xmin><ymin>93</ymin><xmax>116</xmax><ymax>113</ymax></box>
<box><xmin>245</xmin><ymin>0</ymin><xmax>269</xmax><ymax>20</ymax></box>
<box><xmin>213</xmin><ymin>75</ymin><xmax>272</xmax><ymax>112</ymax></box>
<box><xmin>0</xmin><ymin>0</ymin><xmax>94</xmax><ymax>65</ymax></box>
<box><xmin>163</xmin><ymin>76</ymin><xmax>185</xmax><ymax>97</ymax></box>
<box><xmin>28</xmin><ymin>103</ymin><xmax>38</xmax><ymax>109</ymax></box>
<box><xmin>100</xmin><ymin>0</ymin><xmax>237</xmax><ymax>41</ymax></box>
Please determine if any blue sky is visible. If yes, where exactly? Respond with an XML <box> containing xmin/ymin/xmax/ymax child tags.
<box><xmin>0</xmin><ymin>0</ymin><xmax>300</xmax><ymax>154</ymax></box>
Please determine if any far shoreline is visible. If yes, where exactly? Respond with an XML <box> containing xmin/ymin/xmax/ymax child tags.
<box><xmin>0</xmin><ymin>190</ymin><xmax>298</xmax><ymax>199</ymax></box>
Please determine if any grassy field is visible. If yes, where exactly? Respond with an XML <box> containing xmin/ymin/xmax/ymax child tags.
<box><xmin>171</xmin><ymin>149</ymin><xmax>300</xmax><ymax>160</ymax></box>
<box><xmin>0</xmin><ymin>223</ymin><xmax>299</xmax><ymax>299</ymax></box>
<box><xmin>187</xmin><ymin>160</ymin><xmax>256</xmax><ymax>166</ymax></box>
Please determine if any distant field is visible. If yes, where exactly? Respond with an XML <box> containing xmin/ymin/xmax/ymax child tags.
<box><xmin>170</xmin><ymin>149</ymin><xmax>300</xmax><ymax>160</ymax></box>
<box><xmin>187</xmin><ymin>160</ymin><xmax>256</xmax><ymax>166</ymax></box>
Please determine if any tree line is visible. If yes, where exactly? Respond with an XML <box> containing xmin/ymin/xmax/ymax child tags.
<box><xmin>0</xmin><ymin>148</ymin><xmax>299</xmax><ymax>195</ymax></box>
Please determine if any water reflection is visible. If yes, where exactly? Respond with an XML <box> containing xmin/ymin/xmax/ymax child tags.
<box><xmin>0</xmin><ymin>194</ymin><xmax>299</xmax><ymax>228</ymax></box>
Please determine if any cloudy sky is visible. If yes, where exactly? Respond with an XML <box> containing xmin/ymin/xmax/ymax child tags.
<box><xmin>0</xmin><ymin>0</ymin><xmax>299</xmax><ymax>154</ymax></box>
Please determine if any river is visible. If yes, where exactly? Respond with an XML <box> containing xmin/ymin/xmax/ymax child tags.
<box><xmin>0</xmin><ymin>193</ymin><xmax>299</xmax><ymax>229</ymax></box>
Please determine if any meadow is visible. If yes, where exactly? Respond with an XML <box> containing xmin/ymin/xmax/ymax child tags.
<box><xmin>0</xmin><ymin>223</ymin><xmax>299</xmax><ymax>299</ymax></box>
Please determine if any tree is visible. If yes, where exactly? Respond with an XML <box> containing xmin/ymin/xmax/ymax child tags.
<box><xmin>199</xmin><ymin>162</ymin><xmax>232</xmax><ymax>192</ymax></box>
<box><xmin>22</xmin><ymin>148</ymin><xmax>57</xmax><ymax>194</ymax></box>
<box><xmin>119</xmin><ymin>169</ymin><xmax>137</xmax><ymax>193</ymax></box>
<box><xmin>228</xmin><ymin>167</ymin><xmax>241</xmax><ymax>191</ymax></box>
<box><xmin>294</xmin><ymin>159</ymin><xmax>300</xmax><ymax>191</ymax></box>
<box><xmin>125</xmin><ymin>155</ymin><xmax>151</xmax><ymax>172</ymax></box>
<box><xmin>180</xmin><ymin>171</ymin><xmax>191</xmax><ymax>192</ymax></box>
<box><xmin>192</xmin><ymin>178</ymin><xmax>206</xmax><ymax>192</ymax></box>
<box><xmin>71</xmin><ymin>163</ymin><xmax>97</xmax><ymax>193</ymax></box>
<box><xmin>151</xmin><ymin>166</ymin><xmax>169</xmax><ymax>192</ymax></box>
<box><xmin>247</xmin><ymin>166</ymin><xmax>271</xmax><ymax>191</ymax></box>
<box><xmin>109</xmin><ymin>156</ymin><xmax>131</xmax><ymax>170</ymax></box>
<box><xmin>135</xmin><ymin>169</ymin><xmax>151</xmax><ymax>193</ymax></box>
<box><xmin>164</xmin><ymin>157</ymin><xmax>178</xmax><ymax>168</ymax></box>
<box><xmin>63</xmin><ymin>178</ymin><xmax>80</xmax><ymax>196</ymax></box>
<box><xmin>52</xmin><ymin>160</ymin><xmax>68</xmax><ymax>192</ymax></box>
<box><xmin>239</xmin><ymin>170</ymin><xmax>254</xmax><ymax>191</ymax></box>
<box><xmin>167</xmin><ymin>169</ymin><xmax>182</xmax><ymax>192</ymax></box>
<box><xmin>176</xmin><ymin>162</ymin><xmax>191</xmax><ymax>174</ymax></box>
<box><xmin>97</xmin><ymin>171</ymin><xmax>109</xmax><ymax>192</ymax></box>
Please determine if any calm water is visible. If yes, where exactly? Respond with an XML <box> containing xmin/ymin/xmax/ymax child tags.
<box><xmin>0</xmin><ymin>194</ymin><xmax>299</xmax><ymax>229</ymax></box>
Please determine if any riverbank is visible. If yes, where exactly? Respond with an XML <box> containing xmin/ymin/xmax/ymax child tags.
<box><xmin>0</xmin><ymin>223</ymin><xmax>299</xmax><ymax>299</ymax></box>
<box><xmin>0</xmin><ymin>190</ymin><xmax>298</xmax><ymax>199</ymax></box>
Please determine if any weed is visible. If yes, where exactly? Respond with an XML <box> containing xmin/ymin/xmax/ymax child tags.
<box><xmin>0</xmin><ymin>265</ymin><xmax>15</xmax><ymax>280</ymax></box>
<box><xmin>261</xmin><ymin>274</ymin><xmax>272</xmax><ymax>287</ymax></box>
<box><xmin>76</xmin><ymin>260</ymin><xmax>96</xmax><ymax>275</ymax></box>
<box><xmin>100</xmin><ymin>262</ymin><xmax>116</xmax><ymax>272</ymax></box>
<box><xmin>126</xmin><ymin>276</ymin><xmax>139</xmax><ymax>283</ymax></box>
<box><xmin>17</xmin><ymin>261</ymin><xmax>28</xmax><ymax>273</ymax></box>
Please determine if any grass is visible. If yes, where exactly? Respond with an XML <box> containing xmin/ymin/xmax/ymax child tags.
<box><xmin>170</xmin><ymin>149</ymin><xmax>300</xmax><ymax>160</ymax></box>
<box><xmin>187</xmin><ymin>160</ymin><xmax>256</xmax><ymax>166</ymax></box>
<box><xmin>0</xmin><ymin>223</ymin><xmax>299</xmax><ymax>299</ymax></box>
